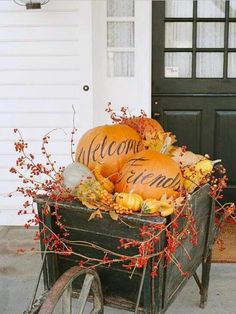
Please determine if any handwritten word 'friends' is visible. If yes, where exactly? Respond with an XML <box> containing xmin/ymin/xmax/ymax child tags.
<box><xmin>116</xmin><ymin>157</ymin><xmax>181</xmax><ymax>191</ymax></box>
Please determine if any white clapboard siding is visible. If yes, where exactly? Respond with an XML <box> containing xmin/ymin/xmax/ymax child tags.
<box><xmin>1</xmin><ymin>154</ymin><xmax>72</xmax><ymax>169</ymax></box>
<box><xmin>0</xmin><ymin>56</ymin><xmax>81</xmax><ymax>70</ymax></box>
<box><xmin>1</xmin><ymin>141</ymin><xmax>73</xmax><ymax>156</ymax></box>
<box><xmin>0</xmin><ymin>113</ymin><xmax>80</xmax><ymax>127</ymax></box>
<box><xmin>0</xmin><ymin>128</ymin><xmax>81</xmax><ymax>140</ymax></box>
<box><xmin>0</xmin><ymin>0</ymin><xmax>82</xmax><ymax>12</ymax></box>
<box><xmin>0</xmin><ymin>12</ymin><xmax>81</xmax><ymax>26</ymax></box>
<box><xmin>0</xmin><ymin>0</ymin><xmax>93</xmax><ymax>225</ymax></box>
<box><xmin>0</xmin><ymin>42</ymin><xmax>81</xmax><ymax>55</ymax></box>
<box><xmin>0</xmin><ymin>71</ymin><xmax>81</xmax><ymax>84</ymax></box>
<box><xmin>0</xmin><ymin>85</ymin><xmax>81</xmax><ymax>98</ymax></box>
<box><xmin>0</xmin><ymin>100</ymin><xmax>82</xmax><ymax>112</ymax></box>
<box><xmin>0</xmin><ymin>27</ymin><xmax>80</xmax><ymax>41</ymax></box>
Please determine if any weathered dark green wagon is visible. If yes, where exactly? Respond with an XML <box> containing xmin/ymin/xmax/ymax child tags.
<box><xmin>26</xmin><ymin>184</ymin><xmax>215</xmax><ymax>314</ymax></box>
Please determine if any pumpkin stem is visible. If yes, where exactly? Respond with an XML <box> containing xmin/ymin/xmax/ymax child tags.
<box><xmin>160</xmin><ymin>136</ymin><xmax>171</xmax><ymax>154</ymax></box>
<box><xmin>212</xmin><ymin>159</ymin><xmax>222</xmax><ymax>166</ymax></box>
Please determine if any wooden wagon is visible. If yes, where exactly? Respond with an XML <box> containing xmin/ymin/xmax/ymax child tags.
<box><xmin>25</xmin><ymin>184</ymin><xmax>215</xmax><ymax>314</ymax></box>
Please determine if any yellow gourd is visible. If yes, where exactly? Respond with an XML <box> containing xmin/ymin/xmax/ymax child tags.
<box><xmin>183</xmin><ymin>159</ymin><xmax>216</xmax><ymax>194</ymax></box>
<box><xmin>182</xmin><ymin>166</ymin><xmax>199</xmax><ymax>194</ymax></box>
<box><xmin>141</xmin><ymin>193</ymin><xmax>176</xmax><ymax>216</ymax></box>
<box><xmin>141</xmin><ymin>199</ymin><xmax>162</xmax><ymax>214</ymax></box>
<box><xmin>160</xmin><ymin>204</ymin><xmax>175</xmax><ymax>217</ymax></box>
<box><xmin>195</xmin><ymin>159</ymin><xmax>213</xmax><ymax>174</ymax></box>
<box><xmin>115</xmin><ymin>192</ymin><xmax>143</xmax><ymax>212</ymax></box>
<box><xmin>93</xmin><ymin>163</ymin><xmax>115</xmax><ymax>194</ymax></box>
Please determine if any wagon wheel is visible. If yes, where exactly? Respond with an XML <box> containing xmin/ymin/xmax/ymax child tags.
<box><xmin>39</xmin><ymin>266</ymin><xmax>104</xmax><ymax>314</ymax></box>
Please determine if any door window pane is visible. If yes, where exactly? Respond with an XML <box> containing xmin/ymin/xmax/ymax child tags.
<box><xmin>165</xmin><ymin>52</ymin><xmax>192</xmax><ymax>78</ymax></box>
<box><xmin>196</xmin><ymin>53</ymin><xmax>224</xmax><ymax>77</ymax></box>
<box><xmin>229</xmin><ymin>0</ymin><xmax>236</xmax><ymax>17</ymax></box>
<box><xmin>165</xmin><ymin>22</ymin><xmax>192</xmax><ymax>48</ymax></box>
<box><xmin>165</xmin><ymin>0</ymin><xmax>193</xmax><ymax>17</ymax></box>
<box><xmin>107</xmin><ymin>0</ymin><xmax>134</xmax><ymax>17</ymax></box>
<box><xmin>197</xmin><ymin>0</ymin><xmax>225</xmax><ymax>18</ymax></box>
<box><xmin>228</xmin><ymin>53</ymin><xmax>236</xmax><ymax>77</ymax></box>
<box><xmin>197</xmin><ymin>22</ymin><xmax>224</xmax><ymax>48</ymax></box>
<box><xmin>107</xmin><ymin>22</ymin><xmax>134</xmax><ymax>47</ymax></box>
<box><xmin>229</xmin><ymin>23</ymin><xmax>236</xmax><ymax>48</ymax></box>
<box><xmin>107</xmin><ymin>52</ymin><xmax>134</xmax><ymax>77</ymax></box>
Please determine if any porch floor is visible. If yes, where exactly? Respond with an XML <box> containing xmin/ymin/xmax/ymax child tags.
<box><xmin>0</xmin><ymin>226</ymin><xmax>235</xmax><ymax>314</ymax></box>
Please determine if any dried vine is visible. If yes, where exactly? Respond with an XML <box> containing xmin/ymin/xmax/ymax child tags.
<box><xmin>10</xmin><ymin>107</ymin><xmax>235</xmax><ymax>279</ymax></box>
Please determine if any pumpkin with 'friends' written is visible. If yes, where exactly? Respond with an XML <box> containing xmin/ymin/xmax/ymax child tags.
<box><xmin>75</xmin><ymin>124</ymin><xmax>143</xmax><ymax>182</ymax></box>
<box><xmin>115</xmin><ymin>150</ymin><xmax>183</xmax><ymax>200</ymax></box>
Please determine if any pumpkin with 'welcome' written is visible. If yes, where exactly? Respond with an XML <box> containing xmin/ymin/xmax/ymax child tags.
<box><xmin>115</xmin><ymin>150</ymin><xmax>183</xmax><ymax>200</ymax></box>
<box><xmin>75</xmin><ymin>124</ymin><xmax>143</xmax><ymax>182</ymax></box>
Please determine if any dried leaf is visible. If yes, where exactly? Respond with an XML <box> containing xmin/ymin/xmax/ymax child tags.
<box><xmin>174</xmin><ymin>197</ymin><xmax>185</xmax><ymax>207</ymax></box>
<box><xmin>82</xmin><ymin>200</ymin><xmax>98</xmax><ymax>210</ymax></box>
<box><xmin>95</xmin><ymin>203</ymin><xmax>110</xmax><ymax>212</ymax></box>
<box><xmin>88</xmin><ymin>209</ymin><xmax>103</xmax><ymax>221</ymax></box>
<box><xmin>109</xmin><ymin>210</ymin><xmax>119</xmax><ymax>221</ymax></box>
<box><xmin>143</xmin><ymin>131</ymin><xmax>176</xmax><ymax>154</ymax></box>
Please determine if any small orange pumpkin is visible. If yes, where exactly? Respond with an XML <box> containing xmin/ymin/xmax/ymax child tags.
<box><xmin>115</xmin><ymin>150</ymin><xmax>183</xmax><ymax>200</ymax></box>
<box><xmin>75</xmin><ymin>124</ymin><xmax>143</xmax><ymax>182</ymax></box>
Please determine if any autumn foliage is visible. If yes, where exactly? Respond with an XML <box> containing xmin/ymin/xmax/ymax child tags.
<box><xmin>9</xmin><ymin>106</ymin><xmax>235</xmax><ymax>278</ymax></box>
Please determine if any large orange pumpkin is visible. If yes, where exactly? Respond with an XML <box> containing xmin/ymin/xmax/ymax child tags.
<box><xmin>123</xmin><ymin>117</ymin><xmax>164</xmax><ymax>139</ymax></box>
<box><xmin>75</xmin><ymin>124</ymin><xmax>143</xmax><ymax>182</ymax></box>
<box><xmin>115</xmin><ymin>150</ymin><xmax>183</xmax><ymax>199</ymax></box>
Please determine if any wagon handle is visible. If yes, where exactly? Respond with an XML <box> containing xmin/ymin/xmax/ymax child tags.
<box><xmin>24</xmin><ymin>244</ymin><xmax>49</xmax><ymax>314</ymax></box>
<box><xmin>134</xmin><ymin>265</ymin><xmax>147</xmax><ymax>314</ymax></box>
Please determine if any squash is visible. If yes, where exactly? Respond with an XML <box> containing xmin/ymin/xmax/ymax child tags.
<box><xmin>141</xmin><ymin>198</ymin><xmax>175</xmax><ymax>216</ymax></box>
<box><xmin>115</xmin><ymin>150</ymin><xmax>183</xmax><ymax>200</ymax></box>
<box><xmin>115</xmin><ymin>192</ymin><xmax>143</xmax><ymax>212</ymax></box>
<box><xmin>75</xmin><ymin>124</ymin><xmax>143</xmax><ymax>182</ymax></box>
<box><xmin>160</xmin><ymin>204</ymin><xmax>175</xmax><ymax>217</ymax></box>
<box><xmin>62</xmin><ymin>162</ymin><xmax>94</xmax><ymax>190</ymax></box>
<box><xmin>183</xmin><ymin>159</ymin><xmax>215</xmax><ymax>194</ymax></box>
<box><xmin>93</xmin><ymin>163</ymin><xmax>114</xmax><ymax>194</ymax></box>
<box><xmin>141</xmin><ymin>199</ymin><xmax>161</xmax><ymax>214</ymax></box>
<box><xmin>171</xmin><ymin>147</ymin><xmax>205</xmax><ymax>167</ymax></box>
<box><xmin>75</xmin><ymin>178</ymin><xmax>104</xmax><ymax>202</ymax></box>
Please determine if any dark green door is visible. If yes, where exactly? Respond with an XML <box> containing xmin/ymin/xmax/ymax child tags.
<box><xmin>152</xmin><ymin>0</ymin><xmax>236</xmax><ymax>202</ymax></box>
